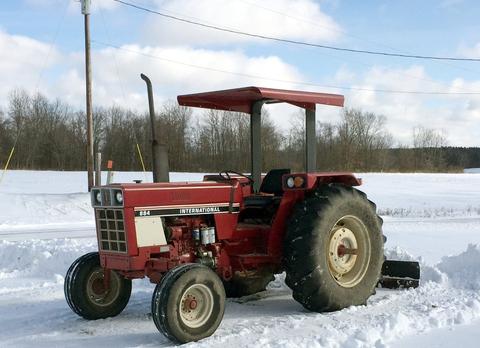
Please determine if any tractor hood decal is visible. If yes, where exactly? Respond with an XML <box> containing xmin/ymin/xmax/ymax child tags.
<box><xmin>134</xmin><ymin>204</ymin><xmax>240</xmax><ymax>217</ymax></box>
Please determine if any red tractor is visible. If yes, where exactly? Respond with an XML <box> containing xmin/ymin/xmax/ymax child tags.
<box><xmin>65</xmin><ymin>87</ymin><xmax>419</xmax><ymax>343</ymax></box>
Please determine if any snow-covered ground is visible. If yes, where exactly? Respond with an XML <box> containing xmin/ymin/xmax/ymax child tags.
<box><xmin>2</xmin><ymin>170</ymin><xmax>480</xmax><ymax>347</ymax></box>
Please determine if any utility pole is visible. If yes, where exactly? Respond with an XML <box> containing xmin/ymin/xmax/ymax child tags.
<box><xmin>82</xmin><ymin>0</ymin><xmax>94</xmax><ymax>191</ymax></box>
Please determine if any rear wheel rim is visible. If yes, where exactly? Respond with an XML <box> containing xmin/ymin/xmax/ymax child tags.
<box><xmin>86</xmin><ymin>268</ymin><xmax>121</xmax><ymax>307</ymax></box>
<box><xmin>179</xmin><ymin>284</ymin><xmax>214</xmax><ymax>328</ymax></box>
<box><xmin>327</xmin><ymin>215</ymin><xmax>371</xmax><ymax>288</ymax></box>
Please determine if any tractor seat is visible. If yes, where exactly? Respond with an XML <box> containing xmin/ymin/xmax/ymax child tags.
<box><xmin>243</xmin><ymin>169</ymin><xmax>291</xmax><ymax>209</ymax></box>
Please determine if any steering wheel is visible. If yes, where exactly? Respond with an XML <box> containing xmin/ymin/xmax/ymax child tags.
<box><xmin>219</xmin><ymin>170</ymin><xmax>254</xmax><ymax>185</ymax></box>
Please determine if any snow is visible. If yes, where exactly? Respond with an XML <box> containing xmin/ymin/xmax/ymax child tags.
<box><xmin>1</xmin><ymin>170</ymin><xmax>480</xmax><ymax>347</ymax></box>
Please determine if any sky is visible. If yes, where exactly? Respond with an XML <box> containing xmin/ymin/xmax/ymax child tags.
<box><xmin>1</xmin><ymin>0</ymin><xmax>480</xmax><ymax>145</ymax></box>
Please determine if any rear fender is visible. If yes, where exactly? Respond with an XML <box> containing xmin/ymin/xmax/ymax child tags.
<box><xmin>282</xmin><ymin>172</ymin><xmax>362</xmax><ymax>191</ymax></box>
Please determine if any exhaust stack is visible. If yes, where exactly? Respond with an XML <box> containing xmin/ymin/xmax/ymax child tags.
<box><xmin>140</xmin><ymin>73</ymin><xmax>169</xmax><ymax>183</ymax></box>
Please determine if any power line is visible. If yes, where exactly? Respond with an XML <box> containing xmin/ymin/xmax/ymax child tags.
<box><xmin>108</xmin><ymin>0</ymin><xmax>475</xmax><ymax>94</ymax></box>
<box><xmin>233</xmin><ymin>0</ymin><xmax>480</xmax><ymax>76</ymax></box>
<box><xmin>112</xmin><ymin>0</ymin><xmax>480</xmax><ymax>63</ymax></box>
<box><xmin>92</xmin><ymin>40</ymin><xmax>480</xmax><ymax>95</ymax></box>
<box><xmin>35</xmin><ymin>0</ymin><xmax>70</xmax><ymax>92</ymax></box>
<box><xmin>97</xmin><ymin>7</ymin><xmax>150</xmax><ymax>180</ymax></box>
<box><xmin>235</xmin><ymin>0</ymin><xmax>380</xmax><ymax>48</ymax></box>
<box><xmin>2</xmin><ymin>0</ymin><xmax>70</xmax><ymax>186</ymax></box>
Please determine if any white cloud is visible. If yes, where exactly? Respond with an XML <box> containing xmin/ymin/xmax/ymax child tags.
<box><xmin>39</xmin><ymin>42</ymin><xmax>303</xmax><ymax>114</ymax></box>
<box><xmin>142</xmin><ymin>0</ymin><xmax>342</xmax><ymax>46</ymax></box>
<box><xmin>440</xmin><ymin>0</ymin><xmax>464</xmax><ymax>9</ymax></box>
<box><xmin>0</xmin><ymin>30</ymin><xmax>61</xmax><ymax>107</ymax></box>
<box><xmin>458</xmin><ymin>42</ymin><xmax>480</xmax><ymax>58</ymax></box>
<box><xmin>0</xmin><ymin>29</ymin><xmax>305</xmax><ymax>113</ymax></box>
<box><xmin>2</xmin><ymin>26</ymin><xmax>480</xmax><ymax>147</ymax></box>
<box><xmin>329</xmin><ymin>65</ymin><xmax>480</xmax><ymax>146</ymax></box>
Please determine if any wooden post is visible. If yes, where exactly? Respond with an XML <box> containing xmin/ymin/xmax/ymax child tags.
<box><xmin>82</xmin><ymin>0</ymin><xmax>94</xmax><ymax>191</ymax></box>
<box><xmin>95</xmin><ymin>152</ymin><xmax>102</xmax><ymax>186</ymax></box>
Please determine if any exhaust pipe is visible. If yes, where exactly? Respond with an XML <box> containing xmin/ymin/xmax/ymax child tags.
<box><xmin>140</xmin><ymin>73</ymin><xmax>169</xmax><ymax>183</ymax></box>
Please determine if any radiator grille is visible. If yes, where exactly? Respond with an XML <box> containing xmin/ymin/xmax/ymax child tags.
<box><xmin>101</xmin><ymin>189</ymin><xmax>112</xmax><ymax>206</ymax></box>
<box><xmin>96</xmin><ymin>209</ymin><xmax>127</xmax><ymax>253</ymax></box>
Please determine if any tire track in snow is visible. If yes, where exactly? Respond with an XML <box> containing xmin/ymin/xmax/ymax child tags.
<box><xmin>0</xmin><ymin>225</ymin><xmax>95</xmax><ymax>241</ymax></box>
<box><xmin>197</xmin><ymin>284</ymin><xmax>480</xmax><ymax>348</ymax></box>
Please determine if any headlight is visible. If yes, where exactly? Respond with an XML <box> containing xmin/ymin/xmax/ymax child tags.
<box><xmin>115</xmin><ymin>191</ymin><xmax>123</xmax><ymax>204</ymax></box>
<box><xmin>286</xmin><ymin>177</ymin><xmax>295</xmax><ymax>188</ymax></box>
<box><xmin>95</xmin><ymin>191</ymin><xmax>102</xmax><ymax>204</ymax></box>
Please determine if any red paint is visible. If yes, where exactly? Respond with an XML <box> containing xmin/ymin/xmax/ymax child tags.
<box><xmin>97</xmin><ymin>172</ymin><xmax>361</xmax><ymax>282</ymax></box>
<box><xmin>177</xmin><ymin>86</ymin><xmax>344</xmax><ymax>113</ymax></box>
<box><xmin>95</xmin><ymin>86</ymin><xmax>355</xmax><ymax>284</ymax></box>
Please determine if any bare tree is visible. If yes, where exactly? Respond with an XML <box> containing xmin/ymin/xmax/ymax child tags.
<box><xmin>282</xmin><ymin>112</ymin><xmax>304</xmax><ymax>171</ymax></box>
<box><xmin>412</xmin><ymin>127</ymin><xmax>448</xmax><ymax>171</ymax></box>
<box><xmin>1</xmin><ymin>88</ymin><xmax>464</xmax><ymax>173</ymax></box>
<box><xmin>0</xmin><ymin>108</ymin><xmax>13</xmax><ymax>166</ymax></box>
<box><xmin>337</xmin><ymin>109</ymin><xmax>392</xmax><ymax>171</ymax></box>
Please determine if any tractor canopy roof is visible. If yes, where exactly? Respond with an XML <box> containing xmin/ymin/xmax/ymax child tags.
<box><xmin>177</xmin><ymin>86</ymin><xmax>344</xmax><ymax>113</ymax></box>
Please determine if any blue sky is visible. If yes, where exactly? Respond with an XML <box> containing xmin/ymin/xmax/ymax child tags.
<box><xmin>1</xmin><ymin>0</ymin><xmax>480</xmax><ymax>145</ymax></box>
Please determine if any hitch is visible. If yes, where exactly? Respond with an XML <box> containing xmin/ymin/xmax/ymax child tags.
<box><xmin>378</xmin><ymin>260</ymin><xmax>420</xmax><ymax>289</ymax></box>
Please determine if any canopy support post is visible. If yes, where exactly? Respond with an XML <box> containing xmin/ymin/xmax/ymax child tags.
<box><xmin>305</xmin><ymin>106</ymin><xmax>317</xmax><ymax>172</ymax></box>
<box><xmin>251</xmin><ymin>100</ymin><xmax>264</xmax><ymax>192</ymax></box>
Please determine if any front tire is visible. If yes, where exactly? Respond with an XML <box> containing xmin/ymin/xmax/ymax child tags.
<box><xmin>64</xmin><ymin>252</ymin><xmax>132</xmax><ymax>320</ymax></box>
<box><xmin>151</xmin><ymin>264</ymin><xmax>226</xmax><ymax>343</ymax></box>
<box><xmin>283</xmin><ymin>184</ymin><xmax>384</xmax><ymax>312</ymax></box>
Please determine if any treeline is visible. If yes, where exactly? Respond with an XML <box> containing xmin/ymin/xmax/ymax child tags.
<box><xmin>0</xmin><ymin>89</ymin><xmax>478</xmax><ymax>173</ymax></box>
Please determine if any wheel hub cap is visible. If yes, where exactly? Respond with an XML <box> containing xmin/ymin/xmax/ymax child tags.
<box><xmin>86</xmin><ymin>269</ymin><xmax>121</xmax><ymax>307</ymax></box>
<box><xmin>179</xmin><ymin>284</ymin><xmax>214</xmax><ymax>328</ymax></box>
<box><xmin>327</xmin><ymin>215</ymin><xmax>372</xmax><ymax>288</ymax></box>
<box><xmin>91</xmin><ymin>278</ymin><xmax>106</xmax><ymax>295</ymax></box>
<box><xmin>328</xmin><ymin>227</ymin><xmax>358</xmax><ymax>275</ymax></box>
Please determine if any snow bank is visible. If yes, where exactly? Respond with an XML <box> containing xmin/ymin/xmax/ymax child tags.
<box><xmin>385</xmin><ymin>244</ymin><xmax>480</xmax><ymax>291</ymax></box>
<box><xmin>0</xmin><ymin>240</ymin><xmax>480</xmax><ymax>347</ymax></box>
<box><xmin>199</xmin><ymin>281</ymin><xmax>480</xmax><ymax>348</ymax></box>
<box><xmin>437</xmin><ymin>244</ymin><xmax>480</xmax><ymax>290</ymax></box>
<box><xmin>384</xmin><ymin>246</ymin><xmax>444</xmax><ymax>284</ymax></box>
<box><xmin>0</xmin><ymin>171</ymin><xmax>207</xmax><ymax>228</ymax></box>
<box><xmin>0</xmin><ymin>192</ymin><xmax>93</xmax><ymax>227</ymax></box>
<box><xmin>0</xmin><ymin>239</ymin><xmax>96</xmax><ymax>281</ymax></box>
<box><xmin>2</xmin><ymin>238</ymin><xmax>480</xmax><ymax>291</ymax></box>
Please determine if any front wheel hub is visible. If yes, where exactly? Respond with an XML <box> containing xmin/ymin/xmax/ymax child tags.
<box><xmin>86</xmin><ymin>268</ymin><xmax>121</xmax><ymax>306</ymax></box>
<box><xmin>179</xmin><ymin>284</ymin><xmax>214</xmax><ymax>328</ymax></box>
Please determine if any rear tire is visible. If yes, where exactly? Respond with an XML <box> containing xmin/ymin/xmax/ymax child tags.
<box><xmin>151</xmin><ymin>264</ymin><xmax>226</xmax><ymax>343</ymax></box>
<box><xmin>64</xmin><ymin>252</ymin><xmax>132</xmax><ymax>320</ymax></box>
<box><xmin>283</xmin><ymin>184</ymin><xmax>384</xmax><ymax>312</ymax></box>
